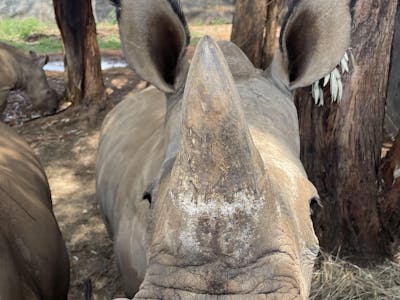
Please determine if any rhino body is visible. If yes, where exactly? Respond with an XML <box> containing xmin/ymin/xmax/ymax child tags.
<box><xmin>0</xmin><ymin>122</ymin><xmax>69</xmax><ymax>299</ymax></box>
<box><xmin>0</xmin><ymin>42</ymin><xmax>59</xmax><ymax>114</ymax></box>
<box><xmin>96</xmin><ymin>0</ymin><xmax>351</xmax><ymax>299</ymax></box>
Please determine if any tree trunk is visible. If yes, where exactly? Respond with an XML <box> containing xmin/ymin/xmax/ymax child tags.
<box><xmin>295</xmin><ymin>0</ymin><xmax>398</xmax><ymax>258</ymax></box>
<box><xmin>261</xmin><ymin>0</ymin><xmax>288</xmax><ymax>69</ymax></box>
<box><xmin>231</xmin><ymin>0</ymin><xmax>267</xmax><ymax>68</ymax></box>
<box><xmin>53</xmin><ymin>0</ymin><xmax>105</xmax><ymax>108</ymax></box>
<box><xmin>386</xmin><ymin>5</ymin><xmax>400</xmax><ymax>137</ymax></box>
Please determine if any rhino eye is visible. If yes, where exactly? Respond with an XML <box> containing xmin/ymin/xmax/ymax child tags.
<box><xmin>309</xmin><ymin>196</ymin><xmax>321</xmax><ymax>216</ymax></box>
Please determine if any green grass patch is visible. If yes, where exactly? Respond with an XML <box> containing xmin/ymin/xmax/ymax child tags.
<box><xmin>190</xmin><ymin>18</ymin><xmax>230</xmax><ymax>26</ymax></box>
<box><xmin>0</xmin><ymin>17</ymin><xmax>121</xmax><ymax>54</ymax></box>
<box><xmin>1</xmin><ymin>36</ymin><xmax>63</xmax><ymax>54</ymax></box>
<box><xmin>0</xmin><ymin>18</ymin><xmax>60</xmax><ymax>53</ymax></box>
<box><xmin>0</xmin><ymin>17</ymin><xmax>48</xmax><ymax>40</ymax></box>
<box><xmin>208</xmin><ymin>18</ymin><xmax>229</xmax><ymax>25</ymax></box>
<box><xmin>96</xmin><ymin>22</ymin><xmax>121</xmax><ymax>50</ymax></box>
<box><xmin>98</xmin><ymin>36</ymin><xmax>121</xmax><ymax>50</ymax></box>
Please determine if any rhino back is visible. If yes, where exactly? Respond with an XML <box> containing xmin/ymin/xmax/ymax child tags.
<box><xmin>217</xmin><ymin>41</ymin><xmax>302</xmax><ymax>169</ymax></box>
<box><xmin>0</xmin><ymin>122</ymin><xmax>52</xmax><ymax>207</ymax></box>
<box><xmin>96</xmin><ymin>87</ymin><xmax>167</xmax><ymax>293</ymax></box>
<box><xmin>0</xmin><ymin>122</ymin><xmax>69</xmax><ymax>299</ymax></box>
<box><xmin>237</xmin><ymin>76</ymin><xmax>303</xmax><ymax>170</ymax></box>
<box><xmin>217</xmin><ymin>40</ymin><xmax>260</xmax><ymax>79</ymax></box>
<box><xmin>0</xmin><ymin>47</ymin><xmax>19</xmax><ymax>91</ymax></box>
<box><xmin>97</xmin><ymin>87</ymin><xmax>167</xmax><ymax>234</ymax></box>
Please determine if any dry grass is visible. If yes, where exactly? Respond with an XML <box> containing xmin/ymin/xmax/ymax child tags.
<box><xmin>311</xmin><ymin>253</ymin><xmax>400</xmax><ymax>300</ymax></box>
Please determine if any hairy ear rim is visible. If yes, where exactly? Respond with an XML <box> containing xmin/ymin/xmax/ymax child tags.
<box><xmin>278</xmin><ymin>0</ymin><xmax>351</xmax><ymax>89</ymax></box>
<box><xmin>119</xmin><ymin>0</ymin><xmax>189</xmax><ymax>93</ymax></box>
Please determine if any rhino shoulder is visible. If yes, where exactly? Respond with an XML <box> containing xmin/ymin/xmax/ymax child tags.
<box><xmin>217</xmin><ymin>40</ymin><xmax>260</xmax><ymax>79</ymax></box>
<box><xmin>0</xmin><ymin>48</ymin><xmax>19</xmax><ymax>88</ymax></box>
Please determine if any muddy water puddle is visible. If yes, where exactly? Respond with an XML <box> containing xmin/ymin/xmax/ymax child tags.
<box><xmin>44</xmin><ymin>57</ymin><xmax>128</xmax><ymax>72</ymax></box>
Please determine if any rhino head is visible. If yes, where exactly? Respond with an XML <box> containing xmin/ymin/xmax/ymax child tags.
<box><xmin>112</xmin><ymin>0</ymin><xmax>350</xmax><ymax>298</ymax></box>
<box><xmin>135</xmin><ymin>37</ymin><xmax>320</xmax><ymax>299</ymax></box>
<box><xmin>25</xmin><ymin>51</ymin><xmax>60</xmax><ymax>114</ymax></box>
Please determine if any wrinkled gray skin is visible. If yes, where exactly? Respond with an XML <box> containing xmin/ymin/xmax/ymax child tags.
<box><xmin>0</xmin><ymin>122</ymin><xmax>69</xmax><ymax>299</ymax></box>
<box><xmin>96</xmin><ymin>0</ymin><xmax>351</xmax><ymax>299</ymax></box>
<box><xmin>0</xmin><ymin>41</ymin><xmax>59</xmax><ymax>114</ymax></box>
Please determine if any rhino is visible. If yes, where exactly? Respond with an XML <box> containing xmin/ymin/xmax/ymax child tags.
<box><xmin>96</xmin><ymin>0</ymin><xmax>350</xmax><ymax>298</ymax></box>
<box><xmin>0</xmin><ymin>122</ymin><xmax>69</xmax><ymax>299</ymax></box>
<box><xmin>0</xmin><ymin>41</ymin><xmax>59</xmax><ymax>114</ymax></box>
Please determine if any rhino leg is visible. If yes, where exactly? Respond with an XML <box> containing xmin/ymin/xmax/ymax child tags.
<box><xmin>0</xmin><ymin>90</ymin><xmax>9</xmax><ymax>113</ymax></box>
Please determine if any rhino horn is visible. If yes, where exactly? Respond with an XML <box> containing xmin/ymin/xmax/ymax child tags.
<box><xmin>174</xmin><ymin>36</ymin><xmax>266</xmax><ymax>193</ymax></box>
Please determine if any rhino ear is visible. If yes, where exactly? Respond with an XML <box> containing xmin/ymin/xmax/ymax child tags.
<box><xmin>273</xmin><ymin>0</ymin><xmax>351</xmax><ymax>89</ymax></box>
<box><xmin>29</xmin><ymin>50</ymin><xmax>39</xmax><ymax>59</ymax></box>
<box><xmin>118</xmin><ymin>0</ymin><xmax>190</xmax><ymax>93</ymax></box>
<box><xmin>30</xmin><ymin>50</ymin><xmax>49</xmax><ymax>68</ymax></box>
<box><xmin>36</xmin><ymin>55</ymin><xmax>49</xmax><ymax>68</ymax></box>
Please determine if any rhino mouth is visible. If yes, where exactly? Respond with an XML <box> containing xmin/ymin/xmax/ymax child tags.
<box><xmin>135</xmin><ymin>290</ymin><xmax>302</xmax><ymax>300</ymax></box>
<box><xmin>134</xmin><ymin>250</ymin><xmax>304</xmax><ymax>299</ymax></box>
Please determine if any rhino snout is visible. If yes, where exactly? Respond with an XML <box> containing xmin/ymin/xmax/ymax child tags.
<box><xmin>32</xmin><ymin>89</ymin><xmax>61</xmax><ymax>115</ymax></box>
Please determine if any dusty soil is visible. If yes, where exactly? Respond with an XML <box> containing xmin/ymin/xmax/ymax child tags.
<box><xmin>6</xmin><ymin>63</ymin><xmax>143</xmax><ymax>299</ymax></box>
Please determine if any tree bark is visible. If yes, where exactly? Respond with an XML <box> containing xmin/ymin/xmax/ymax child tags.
<box><xmin>295</xmin><ymin>0</ymin><xmax>398</xmax><ymax>258</ymax></box>
<box><xmin>385</xmin><ymin>4</ymin><xmax>400</xmax><ymax>137</ymax></box>
<box><xmin>53</xmin><ymin>0</ymin><xmax>105</xmax><ymax>107</ymax></box>
<box><xmin>262</xmin><ymin>0</ymin><xmax>288</xmax><ymax>69</ymax></box>
<box><xmin>231</xmin><ymin>0</ymin><xmax>267</xmax><ymax>68</ymax></box>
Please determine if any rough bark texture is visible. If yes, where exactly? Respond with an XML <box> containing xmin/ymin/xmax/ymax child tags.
<box><xmin>295</xmin><ymin>0</ymin><xmax>398</xmax><ymax>258</ymax></box>
<box><xmin>262</xmin><ymin>0</ymin><xmax>288</xmax><ymax>69</ymax></box>
<box><xmin>231</xmin><ymin>0</ymin><xmax>267</xmax><ymax>68</ymax></box>
<box><xmin>53</xmin><ymin>0</ymin><xmax>105</xmax><ymax>107</ymax></box>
